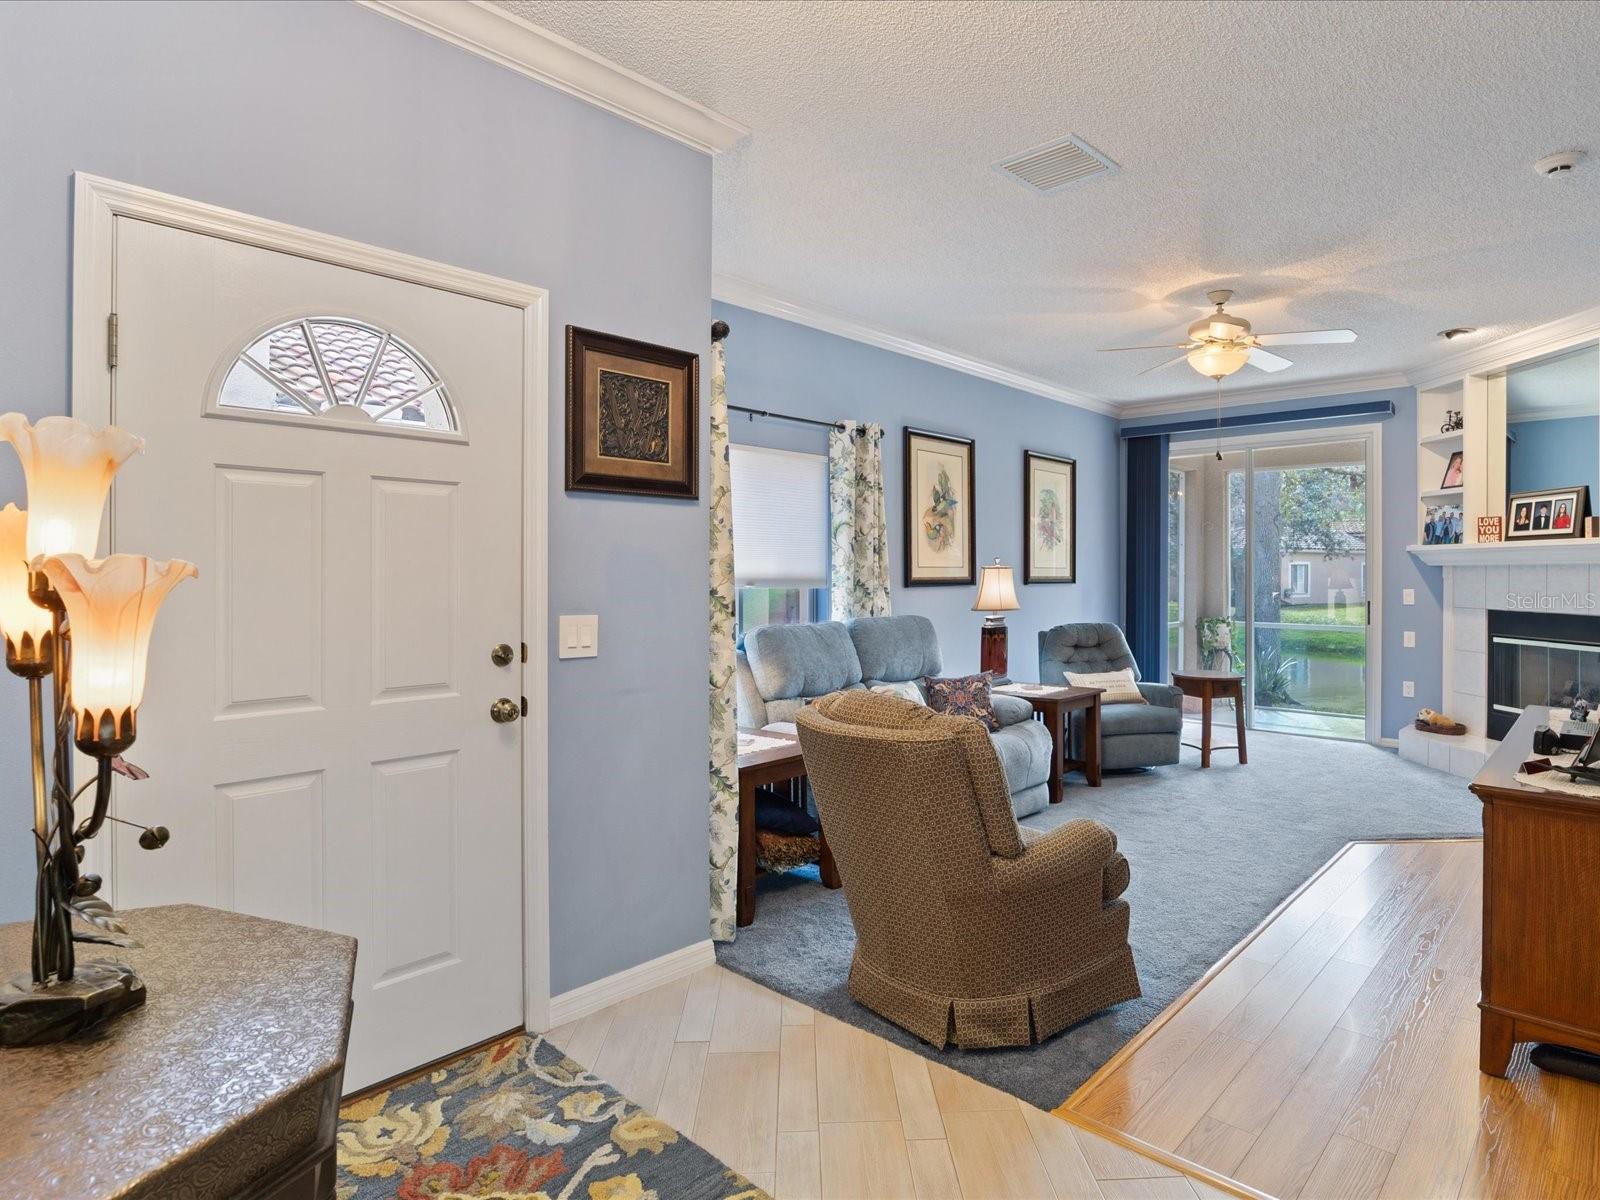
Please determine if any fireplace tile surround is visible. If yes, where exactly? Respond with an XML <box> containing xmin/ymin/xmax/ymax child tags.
<box><xmin>1399</xmin><ymin>556</ymin><xmax>1600</xmax><ymax>776</ymax></box>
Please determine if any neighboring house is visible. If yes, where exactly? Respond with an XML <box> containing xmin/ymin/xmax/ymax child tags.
<box><xmin>1279</xmin><ymin>525</ymin><xmax>1367</xmax><ymax>609</ymax></box>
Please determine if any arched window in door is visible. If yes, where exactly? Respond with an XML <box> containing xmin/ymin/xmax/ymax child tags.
<box><xmin>216</xmin><ymin>317</ymin><xmax>459</xmax><ymax>435</ymax></box>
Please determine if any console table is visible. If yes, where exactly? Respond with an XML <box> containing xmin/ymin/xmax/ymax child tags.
<box><xmin>1470</xmin><ymin>706</ymin><xmax>1600</xmax><ymax>1076</ymax></box>
<box><xmin>0</xmin><ymin>904</ymin><xmax>356</xmax><ymax>1199</ymax></box>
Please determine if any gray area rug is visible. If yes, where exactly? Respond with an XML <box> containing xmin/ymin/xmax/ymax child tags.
<box><xmin>716</xmin><ymin>727</ymin><xmax>1482</xmax><ymax>1111</ymax></box>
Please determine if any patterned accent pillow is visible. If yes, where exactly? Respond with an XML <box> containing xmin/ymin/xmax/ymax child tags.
<box><xmin>1065</xmin><ymin>668</ymin><xmax>1146</xmax><ymax>705</ymax></box>
<box><xmin>921</xmin><ymin>673</ymin><xmax>1001</xmax><ymax>731</ymax></box>
<box><xmin>870</xmin><ymin>681</ymin><xmax>925</xmax><ymax>705</ymax></box>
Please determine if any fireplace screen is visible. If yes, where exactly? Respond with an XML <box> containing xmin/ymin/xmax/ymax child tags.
<box><xmin>1488</xmin><ymin>610</ymin><xmax>1600</xmax><ymax>738</ymax></box>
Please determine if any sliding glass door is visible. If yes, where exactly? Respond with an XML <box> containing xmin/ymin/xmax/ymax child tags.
<box><xmin>1170</xmin><ymin>433</ymin><xmax>1374</xmax><ymax>741</ymax></box>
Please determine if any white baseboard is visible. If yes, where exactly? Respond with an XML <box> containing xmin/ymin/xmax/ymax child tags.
<box><xmin>542</xmin><ymin>938</ymin><xmax>716</xmax><ymax>1029</ymax></box>
<box><xmin>1377</xmin><ymin>736</ymin><xmax>1399</xmax><ymax>749</ymax></box>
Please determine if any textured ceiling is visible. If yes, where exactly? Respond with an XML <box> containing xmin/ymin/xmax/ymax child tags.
<box><xmin>502</xmin><ymin>0</ymin><xmax>1600</xmax><ymax>406</ymax></box>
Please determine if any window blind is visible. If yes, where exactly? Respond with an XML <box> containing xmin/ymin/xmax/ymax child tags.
<box><xmin>729</xmin><ymin>444</ymin><xmax>828</xmax><ymax>587</ymax></box>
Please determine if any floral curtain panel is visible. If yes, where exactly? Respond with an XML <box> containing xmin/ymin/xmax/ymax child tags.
<box><xmin>828</xmin><ymin>421</ymin><xmax>892</xmax><ymax>620</ymax></box>
<box><xmin>707</xmin><ymin>336</ymin><xmax>740</xmax><ymax>942</ymax></box>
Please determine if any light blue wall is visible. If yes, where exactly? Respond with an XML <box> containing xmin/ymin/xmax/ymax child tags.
<box><xmin>1121</xmin><ymin>387</ymin><xmax>1442</xmax><ymax>740</ymax></box>
<box><xmin>716</xmin><ymin>303</ymin><xmax>1123</xmax><ymax>675</ymax></box>
<box><xmin>0</xmin><ymin>0</ymin><xmax>712</xmax><ymax>994</ymax></box>
<box><xmin>1507</xmin><ymin>416</ymin><xmax>1600</xmax><ymax>500</ymax></box>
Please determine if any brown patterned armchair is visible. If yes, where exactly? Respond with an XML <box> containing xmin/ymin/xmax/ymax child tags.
<box><xmin>795</xmin><ymin>690</ymin><xmax>1140</xmax><ymax>1049</ymax></box>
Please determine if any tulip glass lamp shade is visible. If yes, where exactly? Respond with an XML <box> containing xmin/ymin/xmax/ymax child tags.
<box><xmin>0</xmin><ymin>414</ymin><xmax>143</xmax><ymax>569</ymax></box>
<box><xmin>39</xmin><ymin>553</ymin><xmax>197</xmax><ymax>756</ymax></box>
<box><xmin>972</xmin><ymin>559</ymin><xmax>1021</xmax><ymax>676</ymax></box>
<box><xmin>0</xmin><ymin>505</ymin><xmax>54</xmax><ymax>676</ymax></box>
<box><xmin>1186</xmin><ymin>342</ymin><xmax>1250</xmax><ymax>379</ymax></box>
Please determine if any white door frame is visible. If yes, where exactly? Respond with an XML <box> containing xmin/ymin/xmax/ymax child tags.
<box><xmin>1182</xmin><ymin>421</ymin><xmax>1385</xmax><ymax>746</ymax></box>
<box><xmin>69</xmin><ymin>173</ymin><xmax>553</xmax><ymax>1031</ymax></box>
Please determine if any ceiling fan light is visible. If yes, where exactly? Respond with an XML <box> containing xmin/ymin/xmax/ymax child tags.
<box><xmin>1187</xmin><ymin>343</ymin><xmax>1250</xmax><ymax>378</ymax></box>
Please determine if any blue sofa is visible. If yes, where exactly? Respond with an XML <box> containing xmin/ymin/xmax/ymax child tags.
<box><xmin>735</xmin><ymin>614</ymin><xmax>1055</xmax><ymax>818</ymax></box>
<box><xmin>1039</xmin><ymin>622</ymin><xmax>1183</xmax><ymax>770</ymax></box>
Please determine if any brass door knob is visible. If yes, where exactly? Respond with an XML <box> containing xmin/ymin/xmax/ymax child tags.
<box><xmin>490</xmin><ymin>698</ymin><xmax>521</xmax><ymax>724</ymax></box>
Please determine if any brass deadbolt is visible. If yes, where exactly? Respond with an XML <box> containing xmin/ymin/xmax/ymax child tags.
<box><xmin>491</xmin><ymin>643</ymin><xmax>515</xmax><ymax>667</ymax></box>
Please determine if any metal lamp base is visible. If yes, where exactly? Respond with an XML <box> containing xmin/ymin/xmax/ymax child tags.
<box><xmin>0</xmin><ymin>961</ymin><xmax>146</xmax><ymax>1047</ymax></box>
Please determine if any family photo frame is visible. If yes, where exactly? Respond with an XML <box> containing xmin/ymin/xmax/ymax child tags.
<box><xmin>1507</xmin><ymin>485</ymin><xmax>1590</xmax><ymax>541</ymax></box>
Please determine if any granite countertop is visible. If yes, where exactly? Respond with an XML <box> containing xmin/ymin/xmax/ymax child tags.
<box><xmin>0</xmin><ymin>904</ymin><xmax>356</xmax><ymax>1198</ymax></box>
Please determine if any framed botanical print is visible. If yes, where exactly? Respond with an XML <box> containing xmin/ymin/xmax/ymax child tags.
<box><xmin>565</xmin><ymin>326</ymin><xmax>698</xmax><ymax>498</ymax></box>
<box><xmin>1024</xmin><ymin>450</ymin><xmax>1076</xmax><ymax>583</ymax></box>
<box><xmin>904</xmin><ymin>428</ymin><xmax>975</xmax><ymax>586</ymax></box>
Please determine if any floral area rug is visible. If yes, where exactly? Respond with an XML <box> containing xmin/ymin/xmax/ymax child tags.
<box><xmin>336</xmin><ymin>1032</ymin><xmax>768</xmax><ymax>1200</ymax></box>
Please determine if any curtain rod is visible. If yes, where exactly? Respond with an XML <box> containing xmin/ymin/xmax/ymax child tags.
<box><xmin>728</xmin><ymin>404</ymin><xmax>845</xmax><ymax>432</ymax></box>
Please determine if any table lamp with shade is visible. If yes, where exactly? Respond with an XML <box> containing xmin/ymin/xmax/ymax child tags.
<box><xmin>0</xmin><ymin>414</ymin><xmax>196</xmax><ymax>1046</ymax></box>
<box><xmin>972</xmin><ymin>558</ymin><xmax>1020</xmax><ymax>676</ymax></box>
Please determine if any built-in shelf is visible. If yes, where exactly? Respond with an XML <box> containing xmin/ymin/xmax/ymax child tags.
<box><xmin>1409</xmin><ymin>538</ymin><xmax>1600</xmax><ymax>565</ymax></box>
<box><xmin>1420</xmin><ymin>487</ymin><xmax>1464</xmax><ymax>502</ymax></box>
<box><xmin>1420</xmin><ymin>429</ymin><xmax>1464</xmax><ymax>449</ymax></box>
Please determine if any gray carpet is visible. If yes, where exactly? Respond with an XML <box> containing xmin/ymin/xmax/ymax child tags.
<box><xmin>715</xmin><ymin>726</ymin><xmax>1482</xmax><ymax>1111</ymax></box>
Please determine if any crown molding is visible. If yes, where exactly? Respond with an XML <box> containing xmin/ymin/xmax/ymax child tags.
<box><xmin>1408</xmin><ymin>304</ymin><xmax>1600</xmax><ymax>390</ymax></box>
<box><xmin>1116</xmin><ymin>371</ymin><xmax>1412</xmax><ymax>422</ymax></box>
<box><xmin>712</xmin><ymin>274</ymin><xmax>1117</xmax><ymax>416</ymax></box>
<box><xmin>358</xmin><ymin>0</ymin><xmax>748</xmax><ymax>155</ymax></box>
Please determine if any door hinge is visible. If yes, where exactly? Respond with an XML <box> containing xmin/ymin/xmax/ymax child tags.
<box><xmin>520</xmin><ymin>696</ymin><xmax>529</xmax><ymax>718</ymax></box>
<box><xmin>520</xmin><ymin>642</ymin><xmax>528</xmax><ymax>664</ymax></box>
<box><xmin>106</xmin><ymin>313</ymin><xmax>119</xmax><ymax>369</ymax></box>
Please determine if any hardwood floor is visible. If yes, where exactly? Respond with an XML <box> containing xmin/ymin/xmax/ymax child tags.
<box><xmin>546</xmin><ymin>963</ymin><xmax>1231</xmax><ymax>1198</ymax></box>
<box><xmin>543</xmin><ymin>839</ymin><xmax>1597</xmax><ymax>1198</ymax></box>
<box><xmin>1060</xmin><ymin>839</ymin><xmax>1600</xmax><ymax>1200</ymax></box>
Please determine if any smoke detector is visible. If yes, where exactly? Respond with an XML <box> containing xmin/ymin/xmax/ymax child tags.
<box><xmin>1534</xmin><ymin>150</ymin><xmax>1586</xmax><ymax>177</ymax></box>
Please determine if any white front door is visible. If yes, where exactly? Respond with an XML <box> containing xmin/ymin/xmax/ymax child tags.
<box><xmin>104</xmin><ymin>215</ymin><xmax>527</xmax><ymax>1089</ymax></box>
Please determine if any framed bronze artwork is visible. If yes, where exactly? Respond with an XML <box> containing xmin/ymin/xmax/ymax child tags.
<box><xmin>565</xmin><ymin>326</ymin><xmax>699</xmax><ymax>498</ymax></box>
<box><xmin>904</xmin><ymin>427</ymin><xmax>976</xmax><ymax>586</ymax></box>
<box><xmin>1023</xmin><ymin>450</ymin><xmax>1077</xmax><ymax>583</ymax></box>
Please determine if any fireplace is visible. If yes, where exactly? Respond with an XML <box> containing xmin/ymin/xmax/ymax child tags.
<box><xmin>1487</xmin><ymin>609</ymin><xmax>1600</xmax><ymax>739</ymax></box>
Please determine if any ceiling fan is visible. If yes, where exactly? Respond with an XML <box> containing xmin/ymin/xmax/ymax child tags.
<box><xmin>1101</xmin><ymin>290</ymin><xmax>1357</xmax><ymax>380</ymax></box>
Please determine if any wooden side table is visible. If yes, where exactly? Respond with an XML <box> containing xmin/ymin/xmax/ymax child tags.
<box><xmin>993</xmin><ymin>683</ymin><xmax>1104</xmax><ymax>802</ymax></box>
<box><xmin>737</xmin><ymin>727</ymin><xmax>840</xmax><ymax>927</ymax></box>
<box><xmin>1171</xmin><ymin>670</ymin><xmax>1247</xmax><ymax>768</ymax></box>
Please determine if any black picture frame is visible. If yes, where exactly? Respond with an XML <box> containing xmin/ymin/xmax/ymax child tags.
<box><xmin>1506</xmin><ymin>486</ymin><xmax>1589</xmax><ymax>540</ymax></box>
<box><xmin>1023</xmin><ymin>450</ymin><xmax>1077</xmax><ymax>584</ymax></box>
<box><xmin>903</xmin><ymin>427</ymin><xmax>976</xmax><ymax>586</ymax></box>
<box><xmin>565</xmin><ymin>326</ymin><xmax>699</xmax><ymax>499</ymax></box>
<box><xmin>1439</xmin><ymin>450</ymin><xmax>1464</xmax><ymax>490</ymax></box>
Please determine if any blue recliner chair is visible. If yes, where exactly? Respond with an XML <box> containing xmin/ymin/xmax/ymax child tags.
<box><xmin>1039</xmin><ymin>623</ymin><xmax>1183</xmax><ymax>770</ymax></box>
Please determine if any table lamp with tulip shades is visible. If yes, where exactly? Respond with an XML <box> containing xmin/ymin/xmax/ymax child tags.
<box><xmin>0</xmin><ymin>414</ymin><xmax>196</xmax><ymax>1046</ymax></box>
<box><xmin>972</xmin><ymin>558</ymin><xmax>1020</xmax><ymax>677</ymax></box>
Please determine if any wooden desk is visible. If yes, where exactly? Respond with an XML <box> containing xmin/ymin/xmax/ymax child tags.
<box><xmin>994</xmin><ymin>683</ymin><xmax>1103</xmax><ymax>802</ymax></box>
<box><xmin>1171</xmin><ymin>670</ymin><xmax>1247</xmax><ymax>768</ymax></box>
<box><xmin>737</xmin><ymin>727</ymin><xmax>840</xmax><ymax>927</ymax></box>
<box><xmin>1470</xmin><ymin>705</ymin><xmax>1600</xmax><ymax>1076</ymax></box>
<box><xmin>0</xmin><ymin>904</ymin><xmax>354</xmax><ymax>1199</ymax></box>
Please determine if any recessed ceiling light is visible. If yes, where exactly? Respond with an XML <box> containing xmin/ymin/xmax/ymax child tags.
<box><xmin>1534</xmin><ymin>150</ymin><xmax>1586</xmax><ymax>177</ymax></box>
<box><xmin>1438</xmin><ymin>327</ymin><xmax>1478</xmax><ymax>340</ymax></box>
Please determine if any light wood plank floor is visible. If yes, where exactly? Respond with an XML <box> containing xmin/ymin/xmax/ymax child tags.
<box><xmin>546</xmin><ymin>963</ymin><xmax>1234</xmax><ymax>1199</ymax></box>
<box><xmin>1060</xmin><ymin>838</ymin><xmax>1600</xmax><ymax>1200</ymax></box>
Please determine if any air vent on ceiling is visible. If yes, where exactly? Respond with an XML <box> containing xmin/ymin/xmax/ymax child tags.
<box><xmin>995</xmin><ymin>134</ymin><xmax>1119</xmax><ymax>194</ymax></box>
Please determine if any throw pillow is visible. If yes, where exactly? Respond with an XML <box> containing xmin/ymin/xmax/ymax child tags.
<box><xmin>1065</xmin><ymin>668</ymin><xmax>1146</xmax><ymax>704</ymax></box>
<box><xmin>870</xmin><ymin>681</ymin><xmax>925</xmax><ymax>704</ymax></box>
<box><xmin>921</xmin><ymin>672</ymin><xmax>1001</xmax><ymax>731</ymax></box>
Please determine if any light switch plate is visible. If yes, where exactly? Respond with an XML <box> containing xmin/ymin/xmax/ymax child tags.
<box><xmin>1402</xmin><ymin>588</ymin><xmax>1415</xmax><ymax>605</ymax></box>
<box><xmin>558</xmin><ymin>614</ymin><xmax>598</xmax><ymax>659</ymax></box>
<box><xmin>1403</xmin><ymin>680</ymin><xmax>1416</xmax><ymax>698</ymax></box>
<box><xmin>1403</xmin><ymin>630</ymin><xmax>1416</xmax><ymax>648</ymax></box>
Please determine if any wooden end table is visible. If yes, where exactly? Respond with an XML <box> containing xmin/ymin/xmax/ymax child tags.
<box><xmin>993</xmin><ymin>683</ymin><xmax>1104</xmax><ymax>803</ymax></box>
<box><xmin>1170</xmin><ymin>670</ymin><xmax>1247</xmax><ymax>768</ymax></box>
<box><xmin>736</xmin><ymin>727</ymin><xmax>840</xmax><ymax>927</ymax></box>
